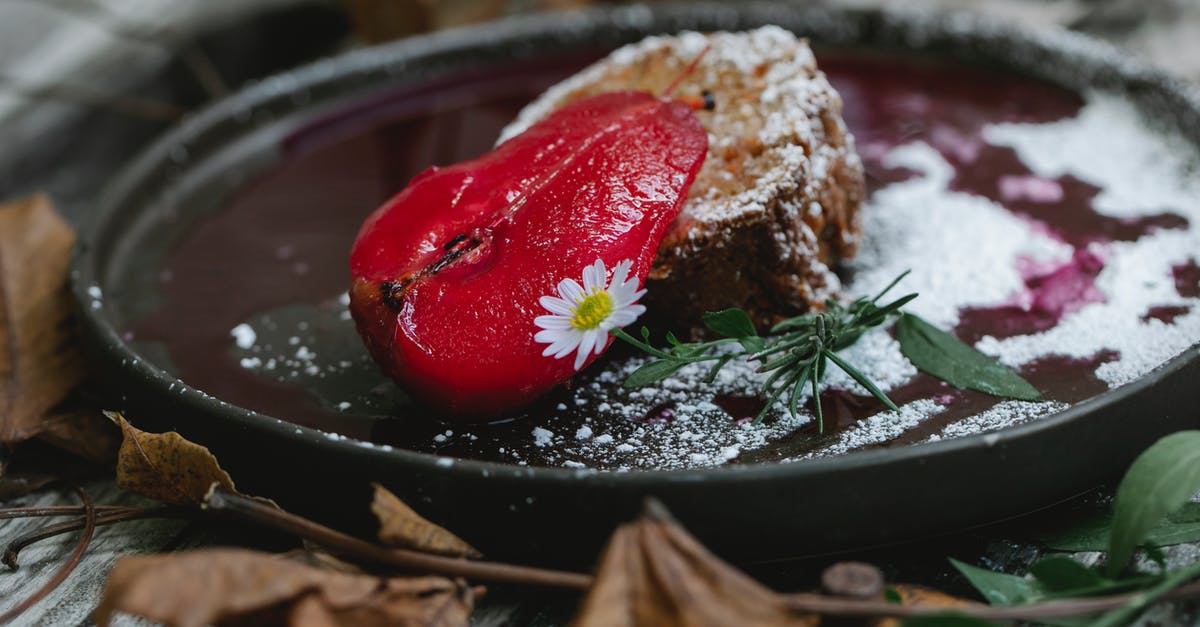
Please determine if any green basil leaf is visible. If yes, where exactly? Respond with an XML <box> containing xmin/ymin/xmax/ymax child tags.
<box><xmin>1106</xmin><ymin>430</ymin><xmax>1200</xmax><ymax>577</ymax></box>
<box><xmin>1039</xmin><ymin>512</ymin><xmax>1116</xmax><ymax>553</ymax></box>
<box><xmin>1143</xmin><ymin>545</ymin><xmax>1168</xmax><ymax>571</ymax></box>
<box><xmin>702</xmin><ymin>308</ymin><xmax>758</xmax><ymax>339</ymax></box>
<box><xmin>1091</xmin><ymin>560</ymin><xmax>1200</xmax><ymax>627</ymax></box>
<box><xmin>622</xmin><ymin>360</ymin><xmax>686</xmax><ymax>389</ymax></box>
<box><xmin>895</xmin><ymin>313</ymin><xmax>1041</xmax><ymax>401</ymax></box>
<box><xmin>1040</xmin><ymin>503</ymin><xmax>1200</xmax><ymax>552</ymax></box>
<box><xmin>737</xmin><ymin>335</ymin><xmax>766</xmax><ymax>354</ymax></box>
<box><xmin>949</xmin><ymin>558</ymin><xmax>1040</xmax><ymax>606</ymax></box>
<box><xmin>770</xmin><ymin>314</ymin><xmax>815</xmax><ymax>333</ymax></box>
<box><xmin>1028</xmin><ymin>556</ymin><xmax>1105</xmax><ymax>593</ymax></box>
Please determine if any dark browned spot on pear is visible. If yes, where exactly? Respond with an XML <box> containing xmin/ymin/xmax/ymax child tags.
<box><xmin>378</xmin><ymin>233</ymin><xmax>486</xmax><ymax>311</ymax></box>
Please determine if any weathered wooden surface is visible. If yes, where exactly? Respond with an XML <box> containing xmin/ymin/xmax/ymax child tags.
<box><xmin>0</xmin><ymin>482</ymin><xmax>535</xmax><ymax>625</ymax></box>
<box><xmin>0</xmin><ymin>483</ymin><xmax>190</xmax><ymax>626</ymax></box>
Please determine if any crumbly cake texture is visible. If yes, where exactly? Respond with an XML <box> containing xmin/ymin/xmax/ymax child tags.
<box><xmin>498</xmin><ymin>26</ymin><xmax>865</xmax><ymax>333</ymax></box>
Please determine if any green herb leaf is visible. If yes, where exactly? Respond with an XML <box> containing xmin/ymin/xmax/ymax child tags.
<box><xmin>702</xmin><ymin>308</ymin><xmax>758</xmax><ymax>339</ymax></box>
<box><xmin>622</xmin><ymin>360</ymin><xmax>687</xmax><ymax>389</ymax></box>
<box><xmin>895</xmin><ymin>313</ymin><xmax>1041</xmax><ymax>401</ymax></box>
<box><xmin>1040</xmin><ymin>503</ymin><xmax>1200</xmax><ymax>552</ymax></box>
<box><xmin>1039</xmin><ymin>513</ymin><xmax>1119</xmax><ymax>553</ymax></box>
<box><xmin>949</xmin><ymin>558</ymin><xmax>1040</xmax><ymax>606</ymax></box>
<box><xmin>824</xmin><ymin>349</ymin><xmax>899</xmax><ymax>412</ymax></box>
<box><xmin>737</xmin><ymin>335</ymin><xmax>766</xmax><ymax>354</ymax></box>
<box><xmin>1106</xmin><ymin>430</ymin><xmax>1200</xmax><ymax>577</ymax></box>
<box><xmin>1091</xmin><ymin>560</ymin><xmax>1200</xmax><ymax>627</ymax></box>
<box><xmin>617</xmin><ymin>271</ymin><xmax>923</xmax><ymax>429</ymax></box>
<box><xmin>1143</xmin><ymin>545</ymin><xmax>1168</xmax><ymax>572</ymax></box>
<box><xmin>884</xmin><ymin>586</ymin><xmax>903</xmax><ymax>604</ymax></box>
<box><xmin>1028</xmin><ymin>556</ymin><xmax>1105</xmax><ymax>593</ymax></box>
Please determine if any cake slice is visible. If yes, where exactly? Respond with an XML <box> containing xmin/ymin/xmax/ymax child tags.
<box><xmin>499</xmin><ymin>26</ymin><xmax>864</xmax><ymax>335</ymax></box>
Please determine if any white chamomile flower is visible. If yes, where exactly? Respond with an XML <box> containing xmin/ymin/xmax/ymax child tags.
<box><xmin>534</xmin><ymin>259</ymin><xmax>646</xmax><ymax>371</ymax></box>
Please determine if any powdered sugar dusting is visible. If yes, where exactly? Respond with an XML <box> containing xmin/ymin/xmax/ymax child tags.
<box><xmin>974</xmin><ymin>95</ymin><xmax>1200</xmax><ymax>386</ymax></box>
<box><xmin>845</xmin><ymin>142</ymin><xmax>1072</xmax><ymax>328</ymax></box>
<box><xmin>927</xmin><ymin>400</ymin><xmax>1071</xmax><ymax>442</ymax></box>
<box><xmin>796</xmin><ymin>399</ymin><xmax>944</xmax><ymax>459</ymax></box>
<box><xmin>984</xmin><ymin>96</ymin><xmax>1200</xmax><ymax>220</ymax></box>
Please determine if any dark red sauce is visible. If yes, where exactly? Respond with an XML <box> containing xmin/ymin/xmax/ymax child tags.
<box><xmin>956</xmin><ymin>250</ymin><xmax>1105</xmax><ymax>344</ymax></box>
<box><xmin>713</xmin><ymin>394</ymin><xmax>768</xmax><ymax>425</ymax></box>
<box><xmin>1174</xmin><ymin>259</ymin><xmax>1200</xmax><ymax>298</ymax></box>
<box><xmin>129</xmin><ymin>52</ymin><xmax>1190</xmax><ymax>467</ymax></box>
<box><xmin>1142</xmin><ymin>305</ymin><xmax>1192</xmax><ymax>324</ymax></box>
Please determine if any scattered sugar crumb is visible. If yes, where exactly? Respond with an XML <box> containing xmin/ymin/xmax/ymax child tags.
<box><xmin>800</xmin><ymin>400</ymin><xmax>944</xmax><ymax>459</ymax></box>
<box><xmin>928</xmin><ymin>401</ymin><xmax>1070</xmax><ymax>441</ymax></box>
<box><xmin>532</xmin><ymin>427</ymin><xmax>554</xmax><ymax>447</ymax></box>
<box><xmin>230</xmin><ymin>323</ymin><xmax>257</xmax><ymax>349</ymax></box>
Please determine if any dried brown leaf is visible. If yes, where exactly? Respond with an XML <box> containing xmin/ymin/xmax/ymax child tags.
<box><xmin>872</xmin><ymin>584</ymin><xmax>982</xmax><ymax>627</ymax></box>
<box><xmin>93</xmin><ymin>548</ymin><xmax>478</xmax><ymax>627</ymax></box>
<box><xmin>0</xmin><ymin>469</ymin><xmax>57</xmax><ymax>500</ymax></box>
<box><xmin>37</xmin><ymin>407</ymin><xmax>120</xmax><ymax>464</ymax></box>
<box><xmin>282</xmin><ymin>547</ymin><xmax>367</xmax><ymax>575</ymax></box>
<box><xmin>371</xmin><ymin>483</ymin><xmax>481</xmax><ymax>558</ymax></box>
<box><xmin>571</xmin><ymin>500</ymin><xmax>816</xmax><ymax>627</ymax></box>
<box><xmin>109</xmin><ymin>412</ymin><xmax>238</xmax><ymax>506</ymax></box>
<box><xmin>0</xmin><ymin>194</ymin><xmax>84</xmax><ymax>445</ymax></box>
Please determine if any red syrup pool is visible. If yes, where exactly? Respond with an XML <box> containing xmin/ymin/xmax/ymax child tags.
<box><xmin>129</xmin><ymin>51</ymin><xmax>1199</xmax><ymax>470</ymax></box>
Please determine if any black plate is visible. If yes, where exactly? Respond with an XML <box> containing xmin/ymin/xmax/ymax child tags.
<box><xmin>72</xmin><ymin>3</ymin><xmax>1200</xmax><ymax>566</ymax></box>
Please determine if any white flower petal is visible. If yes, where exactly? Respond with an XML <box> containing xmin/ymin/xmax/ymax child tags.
<box><xmin>610</xmin><ymin>281</ymin><xmax>644</xmax><ymax>307</ymax></box>
<box><xmin>538</xmin><ymin>296</ymin><xmax>574</xmax><ymax>316</ymax></box>
<box><xmin>554</xmin><ymin>335</ymin><xmax>580</xmax><ymax>358</ymax></box>
<box><xmin>609</xmin><ymin>260</ymin><xmax>632</xmax><ymax>291</ymax></box>
<box><xmin>575</xmin><ymin>331</ymin><xmax>598</xmax><ymax>370</ymax></box>
<box><xmin>582</xmin><ymin>259</ymin><xmax>606</xmax><ymax>292</ymax></box>
<box><xmin>590</xmin><ymin>329</ymin><xmax>608</xmax><ymax>355</ymax></box>
<box><xmin>535</xmin><ymin>329</ymin><xmax>566</xmax><ymax>344</ymax></box>
<box><xmin>605</xmin><ymin>308</ymin><xmax>642</xmax><ymax>328</ymax></box>
<box><xmin>546</xmin><ymin>334</ymin><xmax>580</xmax><ymax>358</ymax></box>
<box><xmin>558</xmin><ymin>278</ymin><xmax>584</xmax><ymax>303</ymax></box>
<box><xmin>534</xmin><ymin>314</ymin><xmax>573</xmax><ymax>330</ymax></box>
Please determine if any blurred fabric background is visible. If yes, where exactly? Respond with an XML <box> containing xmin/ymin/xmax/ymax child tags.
<box><xmin>1</xmin><ymin>0</ymin><xmax>1198</xmax><ymax>215</ymax></box>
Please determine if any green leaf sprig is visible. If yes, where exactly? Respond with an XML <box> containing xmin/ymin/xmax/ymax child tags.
<box><xmin>612</xmin><ymin>272</ymin><xmax>919</xmax><ymax>432</ymax></box>
<box><xmin>950</xmin><ymin>430</ymin><xmax>1200</xmax><ymax>627</ymax></box>
<box><xmin>611</xmin><ymin>270</ymin><xmax>1042</xmax><ymax>433</ymax></box>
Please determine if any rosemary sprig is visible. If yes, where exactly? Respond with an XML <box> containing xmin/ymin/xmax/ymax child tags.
<box><xmin>612</xmin><ymin>272</ymin><xmax>918</xmax><ymax>433</ymax></box>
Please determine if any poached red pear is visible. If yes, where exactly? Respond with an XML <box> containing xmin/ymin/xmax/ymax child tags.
<box><xmin>349</xmin><ymin>91</ymin><xmax>708</xmax><ymax>418</ymax></box>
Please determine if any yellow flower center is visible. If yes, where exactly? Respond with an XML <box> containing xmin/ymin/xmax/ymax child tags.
<box><xmin>570</xmin><ymin>290</ymin><xmax>613</xmax><ymax>330</ymax></box>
